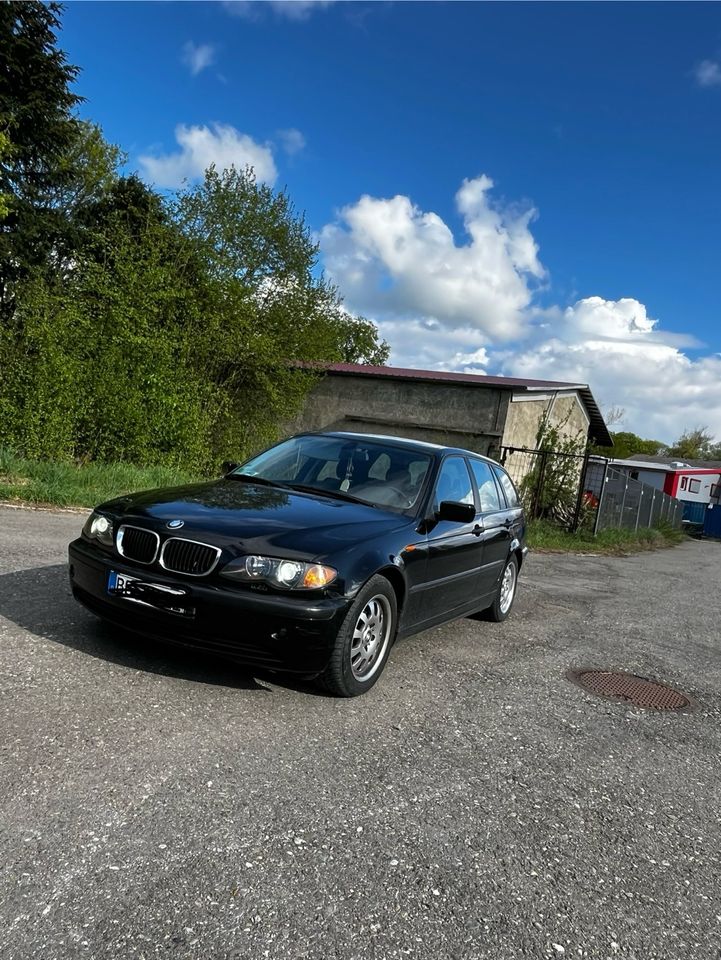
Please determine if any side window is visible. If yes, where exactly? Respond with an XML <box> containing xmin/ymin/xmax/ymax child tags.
<box><xmin>433</xmin><ymin>456</ymin><xmax>474</xmax><ymax>511</ymax></box>
<box><xmin>493</xmin><ymin>466</ymin><xmax>520</xmax><ymax>508</ymax></box>
<box><xmin>680</xmin><ymin>477</ymin><xmax>688</xmax><ymax>490</ymax></box>
<box><xmin>689</xmin><ymin>478</ymin><xmax>700</xmax><ymax>494</ymax></box>
<box><xmin>470</xmin><ymin>460</ymin><xmax>502</xmax><ymax>513</ymax></box>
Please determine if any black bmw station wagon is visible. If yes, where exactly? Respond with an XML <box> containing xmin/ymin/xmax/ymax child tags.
<box><xmin>69</xmin><ymin>432</ymin><xmax>527</xmax><ymax>697</ymax></box>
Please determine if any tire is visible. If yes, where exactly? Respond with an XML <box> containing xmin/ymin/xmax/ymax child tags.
<box><xmin>318</xmin><ymin>575</ymin><xmax>397</xmax><ymax>697</ymax></box>
<box><xmin>485</xmin><ymin>554</ymin><xmax>519</xmax><ymax>622</ymax></box>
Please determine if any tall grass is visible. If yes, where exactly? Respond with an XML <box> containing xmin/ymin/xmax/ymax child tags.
<box><xmin>0</xmin><ymin>449</ymin><xmax>202</xmax><ymax>509</ymax></box>
<box><xmin>527</xmin><ymin>519</ymin><xmax>686</xmax><ymax>555</ymax></box>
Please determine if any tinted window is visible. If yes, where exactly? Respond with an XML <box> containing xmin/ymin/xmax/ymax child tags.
<box><xmin>493</xmin><ymin>466</ymin><xmax>520</xmax><ymax>508</ymax></box>
<box><xmin>433</xmin><ymin>457</ymin><xmax>474</xmax><ymax>511</ymax></box>
<box><xmin>469</xmin><ymin>459</ymin><xmax>502</xmax><ymax>512</ymax></box>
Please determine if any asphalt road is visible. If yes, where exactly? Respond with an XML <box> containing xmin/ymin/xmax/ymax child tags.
<box><xmin>1</xmin><ymin>505</ymin><xmax>720</xmax><ymax>960</ymax></box>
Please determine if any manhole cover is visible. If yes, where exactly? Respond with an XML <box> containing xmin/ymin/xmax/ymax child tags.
<box><xmin>566</xmin><ymin>669</ymin><xmax>694</xmax><ymax>711</ymax></box>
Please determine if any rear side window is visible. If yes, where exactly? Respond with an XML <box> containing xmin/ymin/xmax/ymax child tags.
<box><xmin>493</xmin><ymin>466</ymin><xmax>520</xmax><ymax>508</ymax></box>
<box><xmin>469</xmin><ymin>459</ymin><xmax>502</xmax><ymax>513</ymax></box>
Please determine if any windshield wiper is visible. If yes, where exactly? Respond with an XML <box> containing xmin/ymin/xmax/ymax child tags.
<box><xmin>226</xmin><ymin>473</ymin><xmax>290</xmax><ymax>489</ymax></box>
<box><xmin>285</xmin><ymin>483</ymin><xmax>379</xmax><ymax>508</ymax></box>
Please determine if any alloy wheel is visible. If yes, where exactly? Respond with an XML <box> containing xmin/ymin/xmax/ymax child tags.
<box><xmin>350</xmin><ymin>594</ymin><xmax>392</xmax><ymax>681</ymax></box>
<box><xmin>499</xmin><ymin>561</ymin><xmax>516</xmax><ymax>614</ymax></box>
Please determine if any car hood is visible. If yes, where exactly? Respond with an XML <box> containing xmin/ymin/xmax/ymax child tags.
<box><xmin>101</xmin><ymin>479</ymin><xmax>413</xmax><ymax>561</ymax></box>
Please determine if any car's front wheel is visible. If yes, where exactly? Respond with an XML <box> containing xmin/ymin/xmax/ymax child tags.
<box><xmin>485</xmin><ymin>554</ymin><xmax>518</xmax><ymax>622</ymax></box>
<box><xmin>318</xmin><ymin>575</ymin><xmax>397</xmax><ymax>697</ymax></box>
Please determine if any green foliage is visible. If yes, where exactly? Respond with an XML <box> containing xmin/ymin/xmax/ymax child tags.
<box><xmin>0</xmin><ymin>12</ymin><xmax>389</xmax><ymax>475</ymax></box>
<box><xmin>166</xmin><ymin>166</ymin><xmax>388</xmax><ymax>457</ymax></box>
<box><xmin>0</xmin><ymin>1</ymin><xmax>83</xmax><ymax>310</ymax></box>
<box><xmin>518</xmin><ymin>409</ymin><xmax>587</xmax><ymax>526</ymax></box>
<box><xmin>666</xmin><ymin>427</ymin><xmax>721</xmax><ymax>461</ymax></box>
<box><xmin>1</xmin><ymin>166</ymin><xmax>389</xmax><ymax>471</ymax></box>
<box><xmin>0</xmin><ymin>448</ymin><xmax>198</xmax><ymax>508</ymax></box>
<box><xmin>0</xmin><ymin>131</ymin><xmax>11</xmax><ymax>220</ymax></box>
<box><xmin>593</xmin><ymin>430</ymin><xmax>665</xmax><ymax>460</ymax></box>
<box><xmin>593</xmin><ymin>426</ymin><xmax>721</xmax><ymax>463</ymax></box>
<box><xmin>527</xmin><ymin>519</ymin><xmax>684</xmax><ymax>555</ymax></box>
<box><xmin>1</xmin><ymin>176</ymin><xmax>219</xmax><ymax>469</ymax></box>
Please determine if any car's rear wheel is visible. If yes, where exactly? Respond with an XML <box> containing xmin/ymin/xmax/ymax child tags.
<box><xmin>485</xmin><ymin>554</ymin><xmax>518</xmax><ymax>622</ymax></box>
<box><xmin>318</xmin><ymin>575</ymin><xmax>397</xmax><ymax>697</ymax></box>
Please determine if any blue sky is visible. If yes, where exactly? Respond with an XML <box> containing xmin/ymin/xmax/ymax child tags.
<box><xmin>61</xmin><ymin>1</ymin><xmax>721</xmax><ymax>442</ymax></box>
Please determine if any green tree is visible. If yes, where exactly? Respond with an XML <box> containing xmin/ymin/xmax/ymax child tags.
<box><xmin>0</xmin><ymin>1</ymin><xmax>83</xmax><ymax>313</ymax></box>
<box><xmin>592</xmin><ymin>431</ymin><xmax>665</xmax><ymax>460</ymax></box>
<box><xmin>1</xmin><ymin>175</ymin><xmax>218</xmax><ymax>468</ymax></box>
<box><xmin>173</xmin><ymin>165</ymin><xmax>389</xmax><ymax>454</ymax></box>
<box><xmin>667</xmin><ymin>427</ymin><xmax>721</xmax><ymax>461</ymax></box>
<box><xmin>0</xmin><ymin>131</ymin><xmax>11</xmax><ymax>220</ymax></box>
<box><xmin>0</xmin><ymin>1</ymin><xmax>389</xmax><ymax>471</ymax></box>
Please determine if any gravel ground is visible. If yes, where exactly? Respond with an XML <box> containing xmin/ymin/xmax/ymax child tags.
<box><xmin>0</xmin><ymin>505</ymin><xmax>720</xmax><ymax>960</ymax></box>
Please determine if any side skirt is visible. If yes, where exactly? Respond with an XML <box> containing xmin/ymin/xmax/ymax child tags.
<box><xmin>396</xmin><ymin>591</ymin><xmax>497</xmax><ymax>641</ymax></box>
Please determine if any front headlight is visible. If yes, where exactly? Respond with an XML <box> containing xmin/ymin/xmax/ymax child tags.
<box><xmin>82</xmin><ymin>511</ymin><xmax>114</xmax><ymax>547</ymax></box>
<box><xmin>221</xmin><ymin>555</ymin><xmax>337</xmax><ymax>590</ymax></box>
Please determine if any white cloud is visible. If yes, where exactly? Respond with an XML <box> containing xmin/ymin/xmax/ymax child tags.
<box><xmin>493</xmin><ymin>297</ymin><xmax>721</xmax><ymax>442</ymax></box>
<box><xmin>139</xmin><ymin>123</ymin><xmax>277</xmax><ymax>188</ymax></box>
<box><xmin>277</xmin><ymin>127</ymin><xmax>306</xmax><ymax>155</ymax></box>
<box><xmin>181</xmin><ymin>41</ymin><xmax>217</xmax><ymax>77</ymax></box>
<box><xmin>224</xmin><ymin>1</ymin><xmax>335</xmax><ymax>20</ymax></box>
<box><xmin>694</xmin><ymin>59</ymin><xmax>721</xmax><ymax>87</ymax></box>
<box><xmin>321</xmin><ymin>177</ymin><xmax>721</xmax><ymax>443</ymax></box>
<box><xmin>320</xmin><ymin>175</ymin><xmax>545</xmax><ymax>343</ymax></box>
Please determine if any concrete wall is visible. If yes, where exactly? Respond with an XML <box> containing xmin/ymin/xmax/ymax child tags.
<box><xmin>290</xmin><ymin>373</ymin><xmax>513</xmax><ymax>458</ymax></box>
<box><xmin>501</xmin><ymin>391</ymin><xmax>591</xmax><ymax>492</ymax></box>
<box><xmin>502</xmin><ymin>392</ymin><xmax>589</xmax><ymax>451</ymax></box>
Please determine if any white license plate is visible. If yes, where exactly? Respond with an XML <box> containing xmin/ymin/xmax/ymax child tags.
<box><xmin>108</xmin><ymin>571</ymin><xmax>140</xmax><ymax>593</ymax></box>
<box><xmin>107</xmin><ymin>570</ymin><xmax>194</xmax><ymax>617</ymax></box>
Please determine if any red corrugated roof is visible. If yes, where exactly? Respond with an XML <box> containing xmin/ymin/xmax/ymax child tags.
<box><xmin>311</xmin><ymin>361</ymin><xmax>585</xmax><ymax>391</ymax></box>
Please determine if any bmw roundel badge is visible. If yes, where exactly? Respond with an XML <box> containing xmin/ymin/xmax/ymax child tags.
<box><xmin>167</xmin><ymin>519</ymin><xmax>185</xmax><ymax>529</ymax></box>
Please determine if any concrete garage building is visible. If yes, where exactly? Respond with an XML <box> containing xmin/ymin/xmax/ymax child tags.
<box><xmin>292</xmin><ymin>362</ymin><xmax>612</xmax><ymax>456</ymax></box>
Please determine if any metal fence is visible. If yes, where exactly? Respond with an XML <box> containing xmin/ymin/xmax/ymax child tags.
<box><xmin>584</xmin><ymin>461</ymin><xmax>683</xmax><ymax>533</ymax></box>
<box><xmin>501</xmin><ymin>445</ymin><xmax>590</xmax><ymax>528</ymax></box>
<box><xmin>501</xmin><ymin>447</ymin><xmax>683</xmax><ymax>533</ymax></box>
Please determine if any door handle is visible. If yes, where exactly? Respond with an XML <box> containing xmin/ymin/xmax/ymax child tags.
<box><xmin>473</xmin><ymin>523</ymin><xmax>484</xmax><ymax>537</ymax></box>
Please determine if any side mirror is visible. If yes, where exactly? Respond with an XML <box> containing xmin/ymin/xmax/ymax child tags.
<box><xmin>436</xmin><ymin>500</ymin><xmax>475</xmax><ymax>524</ymax></box>
<box><xmin>221</xmin><ymin>460</ymin><xmax>240</xmax><ymax>476</ymax></box>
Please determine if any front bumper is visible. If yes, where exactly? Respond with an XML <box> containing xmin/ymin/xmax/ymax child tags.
<box><xmin>68</xmin><ymin>538</ymin><xmax>351</xmax><ymax>675</ymax></box>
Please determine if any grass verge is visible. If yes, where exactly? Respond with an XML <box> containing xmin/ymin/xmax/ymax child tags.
<box><xmin>527</xmin><ymin>519</ymin><xmax>686</xmax><ymax>555</ymax></box>
<box><xmin>0</xmin><ymin>450</ymin><xmax>201</xmax><ymax>509</ymax></box>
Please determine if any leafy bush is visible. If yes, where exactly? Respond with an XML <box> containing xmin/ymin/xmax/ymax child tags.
<box><xmin>0</xmin><ymin>7</ymin><xmax>389</xmax><ymax>473</ymax></box>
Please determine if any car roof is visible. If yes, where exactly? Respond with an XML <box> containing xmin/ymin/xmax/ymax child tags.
<box><xmin>304</xmin><ymin>431</ymin><xmax>501</xmax><ymax>465</ymax></box>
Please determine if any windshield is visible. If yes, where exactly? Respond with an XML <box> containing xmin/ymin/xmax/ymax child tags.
<box><xmin>233</xmin><ymin>435</ymin><xmax>432</xmax><ymax>512</ymax></box>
